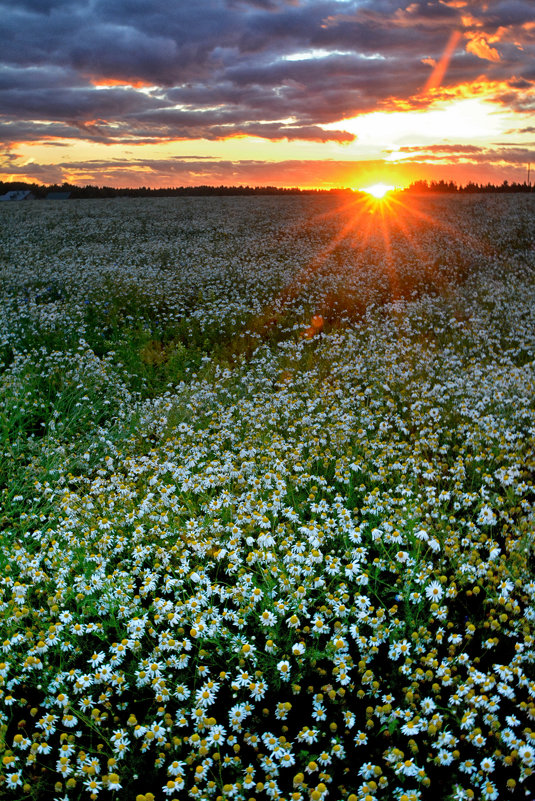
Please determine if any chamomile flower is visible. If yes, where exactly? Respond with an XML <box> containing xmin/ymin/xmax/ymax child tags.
<box><xmin>425</xmin><ymin>581</ymin><xmax>443</xmax><ymax>601</ymax></box>
<box><xmin>276</xmin><ymin>660</ymin><xmax>291</xmax><ymax>680</ymax></box>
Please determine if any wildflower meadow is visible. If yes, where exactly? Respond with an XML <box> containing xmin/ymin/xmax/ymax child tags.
<box><xmin>0</xmin><ymin>192</ymin><xmax>534</xmax><ymax>801</ymax></box>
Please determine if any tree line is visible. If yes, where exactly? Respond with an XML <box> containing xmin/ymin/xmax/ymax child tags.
<box><xmin>403</xmin><ymin>179</ymin><xmax>533</xmax><ymax>193</ymax></box>
<box><xmin>0</xmin><ymin>181</ymin><xmax>350</xmax><ymax>199</ymax></box>
<box><xmin>0</xmin><ymin>179</ymin><xmax>533</xmax><ymax>199</ymax></box>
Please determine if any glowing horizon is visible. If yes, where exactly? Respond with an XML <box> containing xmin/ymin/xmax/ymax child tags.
<box><xmin>360</xmin><ymin>183</ymin><xmax>397</xmax><ymax>198</ymax></box>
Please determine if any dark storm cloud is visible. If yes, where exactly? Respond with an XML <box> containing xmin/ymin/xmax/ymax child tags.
<box><xmin>0</xmin><ymin>84</ymin><xmax>159</xmax><ymax>120</ymax></box>
<box><xmin>0</xmin><ymin>0</ymin><xmax>534</xmax><ymax>147</ymax></box>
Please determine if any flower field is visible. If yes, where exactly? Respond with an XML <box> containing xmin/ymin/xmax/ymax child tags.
<box><xmin>1</xmin><ymin>193</ymin><xmax>534</xmax><ymax>801</ymax></box>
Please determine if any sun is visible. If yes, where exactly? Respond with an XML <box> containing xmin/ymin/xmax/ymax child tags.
<box><xmin>360</xmin><ymin>183</ymin><xmax>396</xmax><ymax>199</ymax></box>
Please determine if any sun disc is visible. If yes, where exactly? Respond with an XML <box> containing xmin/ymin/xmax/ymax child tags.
<box><xmin>361</xmin><ymin>183</ymin><xmax>395</xmax><ymax>199</ymax></box>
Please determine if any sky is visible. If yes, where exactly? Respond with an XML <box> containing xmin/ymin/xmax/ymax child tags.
<box><xmin>1</xmin><ymin>0</ymin><xmax>534</xmax><ymax>189</ymax></box>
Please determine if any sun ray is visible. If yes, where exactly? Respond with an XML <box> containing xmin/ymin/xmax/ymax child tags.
<box><xmin>423</xmin><ymin>30</ymin><xmax>462</xmax><ymax>94</ymax></box>
<box><xmin>229</xmin><ymin>185</ymin><xmax>497</xmax><ymax>351</ymax></box>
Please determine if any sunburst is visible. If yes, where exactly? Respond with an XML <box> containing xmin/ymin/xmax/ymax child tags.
<box><xmin>360</xmin><ymin>183</ymin><xmax>396</xmax><ymax>199</ymax></box>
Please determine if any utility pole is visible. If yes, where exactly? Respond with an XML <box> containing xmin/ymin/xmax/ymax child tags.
<box><xmin>528</xmin><ymin>162</ymin><xmax>531</xmax><ymax>190</ymax></box>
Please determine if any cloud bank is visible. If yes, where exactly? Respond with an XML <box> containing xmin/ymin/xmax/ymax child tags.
<box><xmin>1</xmin><ymin>0</ymin><xmax>534</xmax><ymax>185</ymax></box>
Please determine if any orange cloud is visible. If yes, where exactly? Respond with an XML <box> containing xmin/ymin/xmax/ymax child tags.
<box><xmin>465</xmin><ymin>34</ymin><xmax>501</xmax><ymax>62</ymax></box>
<box><xmin>419</xmin><ymin>77</ymin><xmax>513</xmax><ymax>107</ymax></box>
<box><xmin>88</xmin><ymin>77</ymin><xmax>153</xmax><ymax>89</ymax></box>
<box><xmin>461</xmin><ymin>14</ymin><xmax>483</xmax><ymax>28</ymax></box>
<box><xmin>222</xmin><ymin>133</ymin><xmax>253</xmax><ymax>140</ymax></box>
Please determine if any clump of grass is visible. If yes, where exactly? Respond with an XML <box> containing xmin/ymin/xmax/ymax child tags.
<box><xmin>0</xmin><ymin>341</ymin><xmax>136</xmax><ymax>530</ymax></box>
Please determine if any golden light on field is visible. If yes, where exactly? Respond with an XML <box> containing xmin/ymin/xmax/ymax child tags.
<box><xmin>360</xmin><ymin>183</ymin><xmax>396</xmax><ymax>199</ymax></box>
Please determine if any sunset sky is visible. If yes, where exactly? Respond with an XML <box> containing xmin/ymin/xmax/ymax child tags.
<box><xmin>1</xmin><ymin>0</ymin><xmax>534</xmax><ymax>189</ymax></box>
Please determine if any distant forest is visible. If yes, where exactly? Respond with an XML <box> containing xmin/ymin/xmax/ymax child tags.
<box><xmin>0</xmin><ymin>178</ymin><xmax>533</xmax><ymax>199</ymax></box>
